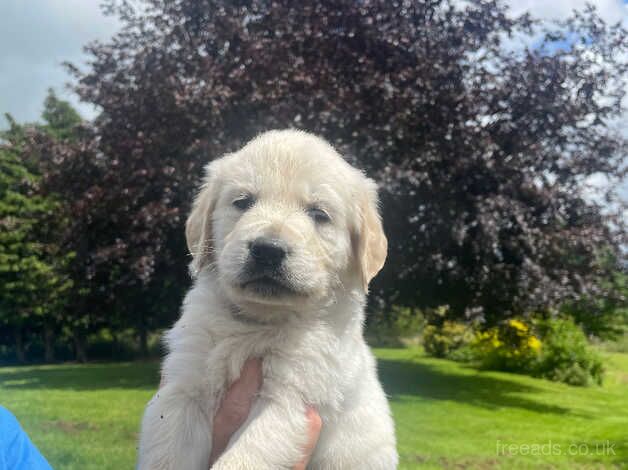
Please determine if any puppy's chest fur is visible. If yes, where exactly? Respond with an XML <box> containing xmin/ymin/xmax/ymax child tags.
<box><xmin>165</xmin><ymin>278</ymin><xmax>367</xmax><ymax>415</ymax></box>
<box><xmin>142</xmin><ymin>277</ymin><xmax>398</xmax><ymax>469</ymax></box>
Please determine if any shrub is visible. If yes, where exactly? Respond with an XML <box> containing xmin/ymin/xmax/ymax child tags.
<box><xmin>472</xmin><ymin>319</ymin><xmax>542</xmax><ymax>372</ymax></box>
<box><xmin>366</xmin><ymin>306</ymin><xmax>425</xmax><ymax>347</ymax></box>
<box><xmin>534</xmin><ymin>318</ymin><xmax>604</xmax><ymax>386</ymax></box>
<box><xmin>599</xmin><ymin>329</ymin><xmax>628</xmax><ymax>353</ymax></box>
<box><xmin>87</xmin><ymin>328</ymin><xmax>164</xmax><ymax>360</ymax></box>
<box><xmin>422</xmin><ymin>315</ymin><xmax>605</xmax><ymax>386</ymax></box>
<box><xmin>423</xmin><ymin>321</ymin><xmax>474</xmax><ymax>359</ymax></box>
<box><xmin>471</xmin><ymin>317</ymin><xmax>604</xmax><ymax>386</ymax></box>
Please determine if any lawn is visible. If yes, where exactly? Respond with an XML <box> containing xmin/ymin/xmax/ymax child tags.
<box><xmin>1</xmin><ymin>348</ymin><xmax>627</xmax><ymax>469</ymax></box>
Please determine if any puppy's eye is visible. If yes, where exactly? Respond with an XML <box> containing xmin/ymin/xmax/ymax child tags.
<box><xmin>307</xmin><ymin>206</ymin><xmax>331</xmax><ymax>224</ymax></box>
<box><xmin>233</xmin><ymin>194</ymin><xmax>255</xmax><ymax>211</ymax></box>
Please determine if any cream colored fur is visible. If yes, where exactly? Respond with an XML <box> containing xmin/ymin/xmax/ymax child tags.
<box><xmin>137</xmin><ymin>130</ymin><xmax>398</xmax><ymax>469</ymax></box>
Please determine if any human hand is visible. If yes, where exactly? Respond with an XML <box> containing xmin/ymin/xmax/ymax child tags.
<box><xmin>294</xmin><ymin>406</ymin><xmax>323</xmax><ymax>470</ymax></box>
<box><xmin>159</xmin><ymin>358</ymin><xmax>322</xmax><ymax>469</ymax></box>
<box><xmin>208</xmin><ymin>358</ymin><xmax>322</xmax><ymax>469</ymax></box>
<box><xmin>207</xmin><ymin>358</ymin><xmax>263</xmax><ymax>465</ymax></box>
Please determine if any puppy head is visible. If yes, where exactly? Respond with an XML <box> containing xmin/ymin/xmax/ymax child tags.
<box><xmin>186</xmin><ymin>130</ymin><xmax>386</xmax><ymax>314</ymax></box>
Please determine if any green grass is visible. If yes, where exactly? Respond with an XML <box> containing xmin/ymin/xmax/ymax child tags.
<box><xmin>0</xmin><ymin>362</ymin><xmax>158</xmax><ymax>469</ymax></box>
<box><xmin>376</xmin><ymin>348</ymin><xmax>628</xmax><ymax>469</ymax></box>
<box><xmin>1</xmin><ymin>349</ymin><xmax>627</xmax><ymax>469</ymax></box>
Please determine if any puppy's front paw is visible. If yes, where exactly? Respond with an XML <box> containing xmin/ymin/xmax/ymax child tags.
<box><xmin>139</xmin><ymin>386</ymin><xmax>213</xmax><ymax>470</ymax></box>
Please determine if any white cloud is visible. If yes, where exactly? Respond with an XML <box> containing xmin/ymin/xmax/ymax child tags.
<box><xmin>504</xmin><ymin>0</ymin><xmax>627</xmax><ymax>23</ymax></box>
<box><xmin>0</xmin><ymin>0</ymin><xmax>120</xmax><ymax>125</ymax></box>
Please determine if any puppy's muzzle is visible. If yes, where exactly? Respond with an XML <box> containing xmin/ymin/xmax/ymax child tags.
<box><xmin>248</xmin><ymin>237</ymin><xmax>288</xmax><ymax>269</ymax></box>
<box><xmin>239</xmin><ymin>237</ymin><xmax>299</xmax><ymax>297</ymax></box>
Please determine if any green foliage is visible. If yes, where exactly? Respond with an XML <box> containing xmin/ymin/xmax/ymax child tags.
<box><xmin>422</xmin><ymin>320</ymin><xmax>474</xmax><ymax>359</ymax></box>
<box><xmin>86</xmin><ymin>328</ymin><xmax>163</xmax><ymax>361</ymax></box>
<box><xmin>535</xmin><ymin>317</ymin><xmax>605</xmax><ymax>386</ymax></box>
<box><xmin>423</xmin><ymin>316</ymin><xmax>605</xmax><ymax>386</ymax></box>
<box><xmin>41</xmin><ymin>89</ymin><xmax>82</xmax><ymax>141</ymax></box>
<box><xmin>564</xmin><ymin>271</ymin><xmax>628</xmax><ymax>341</ymax></box>
<box><xmin>366</xmin><ymin>306</ymin><xmax>426</xmax><ymax>346</ymax></box>
<box><xmin>599</xmin><ymin>329</ymin><xmax>628</xmax><ymax>353</ymax></box>
<box><xmin>0</xmin><ymin>126</ymin><xmax>67</xmax><ymax>315</ymax></box>
<box><xmin>0</xmin><ymin>98</ymin><xmax>77</xmax><ymax>361</ymax></box>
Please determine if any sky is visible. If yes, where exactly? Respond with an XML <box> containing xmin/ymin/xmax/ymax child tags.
<box><xmin>0</xmin><ymin>0</ymin><xmax>120</xmax><ymax>124</ymax></box>
<box><xmin>506</xmin><ymin>0</ymin><xmax>627</xmax><ymax>20</ymax></box>
<box><xmin>0</xmin><ymin>0</ymin><xmax>626</xmax><ymax>125</ymax></box>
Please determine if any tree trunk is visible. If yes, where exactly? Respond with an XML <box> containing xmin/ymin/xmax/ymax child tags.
<box><xmin>111</xmin><ymin>330</ymin><xmax>120</xmax><ymax>358</ymax></box>
<box><xmin>44</xmin><ymin>323</ymin><xmax>55</xmax><ymax>362</ymax></box>
<box><xmin>73</xmin><ymin>330</ymin><xmax>87</xmax><ymax>363</ymax></box>
<box><xmin>139</xmin><ymin>324</ymin><xmax>148</xmax><ymax>358</ymax></box>
<box><xmin>14</xmin><ymin>327</ymin><xmax>26</xmax><ymax>363</ymax></box>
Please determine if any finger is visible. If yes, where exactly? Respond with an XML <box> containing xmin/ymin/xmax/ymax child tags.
<box><xmin>294</xmin><ymin>407</ymin><xmax>322</xmax><ymax>470</ymax></box>
<box><xmin>209</xmin><ymin>358</ymin><xmax>263</xmax><ymax>466</ymax></box>
<box><xmin>219</xmin><ymin>357</ymin><xmax>263</xmax><ymax>424</ymax></box>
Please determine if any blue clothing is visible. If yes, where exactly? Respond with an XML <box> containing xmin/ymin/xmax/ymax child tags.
<box><xmin>0</xmin><ymin>407</ymin><xmax>52</xmax><ymax>470</ymax></box>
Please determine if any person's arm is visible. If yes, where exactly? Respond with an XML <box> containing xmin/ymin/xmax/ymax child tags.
<box><xmin>0</xmin><ymin>406</ymin><xmax>53</xmax><ymax>470</ymax></box>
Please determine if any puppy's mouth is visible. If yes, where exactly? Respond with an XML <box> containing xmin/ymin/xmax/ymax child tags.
<box><xmin>239</xmin><ymin>275</ymin><xmax>299</xmax><ymax>298</ymax></box>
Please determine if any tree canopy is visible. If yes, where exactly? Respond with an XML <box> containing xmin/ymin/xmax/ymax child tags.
<box><xmin>2</xmin><ymin>0</ymin><xmax>627</xmax><ymax>361</ymax></box>
<box><xmin>0</xmin><ymin>96</ymin><xmax>76</xmax><ymax>361</ymax></box>
<box><xmin>71</xmin><ymin>0</ymin><xmax>627</xmax><ymax>321</ymax></box>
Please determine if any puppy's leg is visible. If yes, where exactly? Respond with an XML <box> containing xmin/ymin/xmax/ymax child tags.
<box><xmin>310</xmin><ymin>409</ymin><xmax>398</xmax><ymax>470</ymax></box>
<box><xmin>211</xmin><ymin>396</ymin><xmax>309</xmax><ymax>470</ymax></box>
<box><xmin>137</xmin><ymin>384</ymin><xmax>212</xmax><ymax>470</ymax></box>
<box><xmin>309</xmin><ymin>371</ymin><xmax>398</xmax><ymax>470</ymax></box>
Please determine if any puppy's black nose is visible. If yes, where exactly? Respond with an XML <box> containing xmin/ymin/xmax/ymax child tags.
<box><xmin>249</xmin><ymin>237</ymin><xmax>288</xmax><ymax>267</ymax></box>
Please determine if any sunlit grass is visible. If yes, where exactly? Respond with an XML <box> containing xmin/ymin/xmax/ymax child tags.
<box><xmin>0</xmin><ymin>362</ymin><xmax>158</xmax><ymax>469</ymax></box>
<box><xmin>375</xmin><ymin>348</ymin><xmax>628</xmax><ymax>469</ymax></box>
<box><xmin>1</xmin><ymin>349</ymin><xmax>626</xmax><ymax>469</ymax></box>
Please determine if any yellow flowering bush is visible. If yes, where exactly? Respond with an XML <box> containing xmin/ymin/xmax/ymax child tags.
<box><xmin>423</xmin><ymin>315</ymin><xmax>604</xmax><ymax>386</ymax></box>
<box><xmin>472</xmin><ymin>319</ymin><xmax>542</xmax><ymax>372</ymax></box>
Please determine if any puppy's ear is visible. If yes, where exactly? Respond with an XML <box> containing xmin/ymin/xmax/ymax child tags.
<box><xmin>186</xmin><ymin>163</ymin><xmax>220</xmax><ymax>277</ymax></box>
<box><xmin>354</xmin><ymin>178</ymin><xmax>388</xmax><ymax>292</ymax></box>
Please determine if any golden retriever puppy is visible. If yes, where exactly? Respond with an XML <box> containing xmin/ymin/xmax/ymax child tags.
<box><xmin>137</xmin><ymin>130</ymin><xmax>398</xmax><ymax>469</ymax></box>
